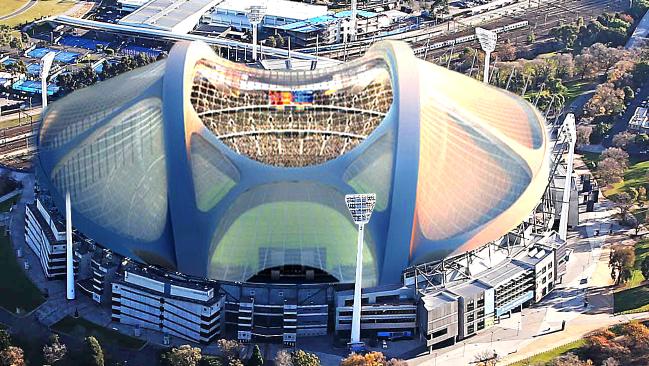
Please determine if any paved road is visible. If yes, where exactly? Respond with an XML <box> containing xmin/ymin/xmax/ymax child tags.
<box><xmin>602</xmin><ymin>83</ymin><xmax>649</xmax><ymax>149</ymax></box>
<box><xmin>0</xmin><ymin>0</ymin><xmax>37</xmax><ymax>21</ymax></box>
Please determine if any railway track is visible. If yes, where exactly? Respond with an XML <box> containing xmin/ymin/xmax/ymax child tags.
<box><xmin>307</xmin><ymin>0</ymin><xmax>627</xmax><ymax>61</ymax></box>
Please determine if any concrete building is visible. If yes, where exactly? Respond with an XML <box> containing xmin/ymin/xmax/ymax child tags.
<box><xmin>334</xmin><ymin>285</ymin><xmax>417</xmax><ymax>337</ymax></box>
<box><xmin>628</xmin><ymin>106</ymin><xmax>649</xmax><ymax>133</ymax></box>
<box><xmin>119</xmin><ymin>0</ymin><xmax>223</xmax><ymax>34</ymax></box>
<box><xmin>24</xmin><ymin>199</ymin><xmax>78</xmax><ymax>279</ymax></box>
<box><xmin>202</xmin><ymin>0</ymin><xmax>328</xmax><ymax>32</ymax></box>
<box><xmin>77</xmin><ymin>248</ymin><xmax>119</xmax><ymax>304</ymax></box>
<box><xmin>111</xmin><ymin>263</ymin><xmax>225</xmax><ymax>343</ymax></box>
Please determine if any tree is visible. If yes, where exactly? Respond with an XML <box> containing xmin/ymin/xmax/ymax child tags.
<box><xmin>612</xmin><ymin>132</ymin><xmax>635</xmax><ymax>149</ymax></box>
<box><xmin>584</xmin><ymin>83</ymin><xmax>625</xmax><ymax>117</ymax></box>
<box><xmin>341</xmin><ymin>352</ymin><xmax>387</xmax><ymax>366</ymax></box>
<box><xmin>576</xmin><ymin>125</ymin><xmax>593</xmax><ymax>145</ymax></box>
<box><xmin>615</xmin><ymin>192</ymin><xmax>634</xmax><ymax>216</ymax></box>
<box><xmin>549</xmin><ymin>353</ymin><xmax>593</xmax><ymax>366</ymax></box>
<box><xmin>275</xmin><ymin>350</ymin><xmax>293</xmax><ymax>366</ymax></box>
<box><xmin>601</xmin><ymin>147</ymin><xmax>629</xmax><ymax>167</ymax></box>
<box><xmin>473</xmin><ymin>350</ymin><xmax>498</xmax><ymax>366</ymax></box>
<box><xmin>609</xmin><ymin>246</ymin><xmax>636</xmax><ymax>285</ymax></box>
<box><xmin>0</xmin><ymin>331</ymin><xmax>10</xmax><ymax>352</ymax></box>
<box><xmin>497</xmin><ymin>40</ymin><xmax>516</xmax><ymax>61</ymax></box>
<box><xmin>163</xmin><ymin>345</ymin><xmax>202</xmax><ymax>366</ymax></box>
<box><xmin>385</xmin><ymin>359</ymin><xmax>408</xmax><ymax>366</ymax></box>
<box><xmin>551</xmin><ymin>23</ymin><xmax>580</xmax><ymax>48</ymax></box>
<box><xmin>0</xmin><ymin>346</ymin><xmax>25</xmax><ymax>366</ymax></box>
<box><xmin>641</xmin><ymin>256</ymin><xmax>649</xmax><ymax>281</ymax></box>
<box><xmin>247</xmin><ymin>345</ymin><xmax>263</xmax><ymax>366</ymax></box>
<box><xmin>601</xmin><ymin>357</ymin><xmax>619</xmax><ymax>366</ymax></box>
<box><xmin>199</xmin><ymin>357</ymin><xmax>223</xmax><ymax>366</ymax></box>
<box><xmin>598</xmin><ymin>157</ymin><xmax>625</xmax><ymax>185</ymax></box>
<box><xmin>290</xmin><ymin>350</ymin><xmax>319</xmax><ymax>366</ymax></box>
<box><xmin>217</xmin><ymin>339</ymin><xmax>244</xmax><ymax>362</ymax></box>
<box><xmin>43</xmin><ymin>334</ymin><xmax>67</xmax><ymax>365</ymax></box>
<box><xmin>266</xmin><ymin>36</ymin><xmax>277</xmax><ymax>48</ymax></box>
<box><xmin>83</xmin><ymin>336</ymin><xmax>104</xmax><ymax>366</ymax></box>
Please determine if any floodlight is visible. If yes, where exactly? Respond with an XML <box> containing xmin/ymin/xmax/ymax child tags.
<box><xmin>475</xmin><ymin>28</ymin><xmax>497</xmax><ymax>84</ymax></box>
<box><xmin>40</xmin><ymin>51</ymin><xmax>56</xmax><ymax>109</ymax></box>
<box><xmin>246</xmin><ymin>4</ymin><xmax>267</xmax><ymax>61</ymax></box>
<box><xmin>344</xmin><ymin>193</ymin><xmax>376</xmax><ymax>345</ymax></box>
<box><xmin>65</xmin><ymin>192</ymin><xmax>75</xmax><ymax>300</ymax></box>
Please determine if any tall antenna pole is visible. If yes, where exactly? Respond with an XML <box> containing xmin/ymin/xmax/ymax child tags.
<box><xmin>65</xmin><ymin>192</ymin><xmax>75</xmax><ymax>300</ymax></box>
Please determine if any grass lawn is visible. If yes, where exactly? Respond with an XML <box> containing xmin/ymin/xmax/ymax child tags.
<box><xmin>508</xmin><ymin>339</ymin><xmax>587</xmax><ymax>366</ymax></box>
<box><xmin>614</xmin><ymin>285</ymin><xmax>649</xmax><ymax>314</ymax></box>
<box><xmin>0</xmin><ymin>0</ymin><xmax>29</xmax><ymax>17</ymax></box>
<box><xmin>0</xmin><ymin>233</ymin><xmax>44</xmax><ymax>314</ymax></box>
<box><xmin>0</xmin><ymin>194</ymin><xmax>20</xmax><ymax>212</ymax></box>
<box><xmin>564</xmin><ymin>80</ymin><xmax>593</xmax><ymax>104</ymax></box>
<box><xmin>604</xmin><ymin>160</ymin><xmax>649</xmax><ymax>201</ymax></box>
<box><xmin>628</xmin><ymin>238</ymin><xmax>649</xmax><ymax>287</ymax></box>
<box><xmin>51</xmin><ymin>316</ymin><xmax>146</xmax><ymax>350</ymax></box>
<box><xmin>2</xmin><ymin>0</ymin><xmax>77</xmax><ymax>28</ymax></box>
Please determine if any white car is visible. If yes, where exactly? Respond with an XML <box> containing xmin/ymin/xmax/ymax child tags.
<box><xmin>382</xmin><ymin>340</ymin><xmax>388</xmax><ymax>349</ymax></box>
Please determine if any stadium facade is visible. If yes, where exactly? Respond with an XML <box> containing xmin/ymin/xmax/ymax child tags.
<box><xmin>34</xmin><ymin>40</ymin><xmax>579</xmax><ymax>346</ymax></box>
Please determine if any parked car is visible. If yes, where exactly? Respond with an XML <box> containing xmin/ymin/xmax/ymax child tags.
<box><xmin>382</xmin><ymin>340</ymin><xmax>388</xmax><ymax>349</ymax></box>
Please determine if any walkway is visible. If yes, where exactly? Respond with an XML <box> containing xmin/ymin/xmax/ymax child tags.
<box><xmin>0</xmin><ymin>0</ymin><xmax>37</xmax><ymax>22</ymax></box>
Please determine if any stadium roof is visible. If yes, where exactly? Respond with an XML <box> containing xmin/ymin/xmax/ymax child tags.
<box><xmin>37</xmin><ymin>40</ymin><xmax>550</xmax><ymax>286</ymax></box>
<box><xmin>215</xmin><ymin>0</ymin><xmax>328</xmax><ymax>21</ymax></box>
<box><xmin>119</xmin><ymin>0</ymin><xmax>222</xmax><ymax>34</ymax></box>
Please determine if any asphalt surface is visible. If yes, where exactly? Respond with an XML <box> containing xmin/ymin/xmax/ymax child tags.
<box><xmin>602</xmin><ymin>82</ymin><xmax>649</xmax><ymax>150</ymax></box>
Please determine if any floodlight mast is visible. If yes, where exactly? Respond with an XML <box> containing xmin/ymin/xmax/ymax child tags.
<box><xmin>246</xmin><ymin>5</ymin><xmax>266</xmax><ymax>61</ymax></box>
<box><xmin>40</xmin><ymin>52</ymin><xmax>56</xmax><ymax>110</ymax></box>
<box><xmin>345</xmin><ymin>193</ymin><xmax>376</xmax><ymax>347</ymax></box>
<box><xmin>475</xmin><ymin>28</ymin><xmax>497</xmax><ymax>84</ymax></box>
<box><xmin>558</xmin><ymin>113</ymin><xmax>576</xmax><ymax>241</ymax></box>
<box><xmin>65</xmin><ymin>192</ymin><xmax>75</xmax><ymax>300</ymax></box>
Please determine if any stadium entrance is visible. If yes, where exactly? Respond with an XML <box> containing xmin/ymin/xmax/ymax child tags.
<box><xmin>248</xmin><ymin>265</ymin><xmax>338</xmax><ymax>284</ymax></box>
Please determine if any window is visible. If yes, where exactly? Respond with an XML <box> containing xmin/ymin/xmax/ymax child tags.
<box><xmin>466</xmin><ymin>301</ymin><xmax>474</xmax><ymax>312</ymax></box>
<box><xmin>432</xmin><ymin>328</ymin><xmax>448</xmax><ymax>338</ymax></box>
<box><xmin>548</xmin><ymin>262</ymin><xmax>553</xmax><ymax>269</ymax></box>
<box><xmin>467</xmin><ymin>325</ymin><xmax>475</xmax><ymax>334</ymax></box>
<box><xmin>467</xmin><ymin>313</ymin><xmax>474</xmax><ymax>322</ymax></box>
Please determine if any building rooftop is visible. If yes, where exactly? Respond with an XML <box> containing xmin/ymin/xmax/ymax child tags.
<box><xmin>215</xmin><ymin>0</ymin><xmax>328</xmax><ymax>22</ymax></box>
<box><xmin>420</xmin><ymin>290</ymin><xmax>458</xmax><ymax>310</ymax></box>
<box><xmin>119</xmin><ymin>0</ymin><xmax>221</xmax><ymax>33</ymax></box>
<box><xmin>447</xmin><ymin>279</ymin><xmax>491</xmax><ymax>298</ymax></box>
<box><xmin>27</xmin><ymin>201</ymin><xmax>65</xmax><ymax>244</ymax></box>
<box><xmin>630</xmin><ymin>107</ymin><xmax>649</xmax><ymax>130</ymax></box>
<box><xmin>477</xmin><ymin>259</ymin><xmax>531</xmax><ymax>288</ymax></box>
<box><xmin>278</xmin><ymin>10</ymin><xmax>378</xmax><ymax>33</ymax></box>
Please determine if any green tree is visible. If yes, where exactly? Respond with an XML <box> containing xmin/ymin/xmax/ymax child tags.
<box><xmin>247</xmin><ymin>345</ymin><xmax>263</xmax><ymax>366</ymax></box>
<box><xmin>83</xmin><ymin>336</ymin><xmax>104</xmax><ymax>366</ymax></box>
<box><xmin>551</xmin><ymin>24</ymin><xmax>579</xmax><ymax>48</ymax></box>
<box><xmin>0</xmin><ymin>346</ymin><xmax>24</xmax><ymax>366</ymax></box>
<box><xmin>641</xmin><ymin>256</ymin><xmax>649</xmax><ymax>281</ymax></box>
<box><xmin>266</xmin><ymin>36</ymin><xmax>277</xmax><ymax>48</ymax></box>
<box><xmin>623</xmin><ymin>86</ymin><xmax>635</xmax><ymax>103</ymax></box>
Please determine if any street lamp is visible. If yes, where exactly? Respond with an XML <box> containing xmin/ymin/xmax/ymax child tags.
<box><xmin>39</xmin><ymin>51</ymin><xmax>56</xmax><ymax>110</ymax></box>
<box><xmin>246</xmin><ymin>4</ymin><xmax>266</xmax><ymax>61</ymax></box>
<box><xmin>345</xmin><ymin>193</ymin><xmax>376</xmax><ymax>348</ymax></box>
<box><xmin>475</xmin><ymin>27</ymin><xmax>497</xmax><ymax>84</ymax></box>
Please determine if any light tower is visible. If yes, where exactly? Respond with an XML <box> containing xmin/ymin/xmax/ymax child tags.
<box><xmin>350</xmin><ymin>0</ymin><xmax>358</xmax><ymax>41</ymax></box>
<box><xmin>246</xmin><ymin>4</ymin><xmax>266</xmax><ymax>61</ymax></box>
<box><xmin>65</xmin><ymin>192</ymin><xmax>75</xmax><ymax>300</ymax></box>
<box><xmin>558</xmin><ymin>113</ymin><xmax>576</xmax><ymax>241</ymax></box>
<box><xmin>345</xmin><ymin>193</ymin><xmax>376</xmax><ymax>349</ymax></box>
<box><xmin>39</xmin><ymin>52</ymin><xmax>56</xmax><ymax>110</ymax></box>
<box><xmin>475</xmin><ymin>27</ymin><xmax>497</xmax><ymax>84</ymax></box>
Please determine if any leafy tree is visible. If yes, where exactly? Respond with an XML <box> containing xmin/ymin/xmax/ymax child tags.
<box><xmin>551</xmin><ymin>24</ymin><xmax>580</xmax><ymax>48</ymax></box>
<box><xmin>584</xmin><ymin>83</ymin><xmax>625</xmax><ymax>117</ymax></box>
<box><xmin>217</xmin><ymin>339</ymin><xmax>244</xmax><ymax>362</ymax></box>
<box><xmin>633</xmin><ymin>61</ymin><xmax>649</xmax><ymax>84</ymax></box>
<box><xmin>290</xmin><ymin>350</ymin><xmax>319</xmax><ymax>366</ymax></box>
<box><xmin>549</xmin><ymin>353</ymin><xmax>592</xmax><ymax>366</ymax></box>
<box><xmin>0</xmin><ymin>331</ymin><xmax>10</xmax><ymax>351</ymax></box>
<box><xmin>612</xmin><ymin>132</ymin><xmax>635</xmax><ymax>149</ymax></box>
<box><xmin>576</xmin><ymin>125</ymin><xmax>593</xmax><ymax>146</ymax></box>
<box><xmin>385</xmin><ymin>359</ymin><xmax>407</xmax><ymax>366</ymax></box>
<box><xmin>527</xmin><ymin>32</ymin><xmax>536</xmax><ymax>44</ymax></box>
<box><xmin>162</xmin><ymin>345</ymin><xmax>202</xmax><ymax>366</ymax></box>
<box><xmin>247</xmin><ymin>345</ymin><xmax>263</xmax><ymax>366</ymax></box>
<box><xmin>601</xmin><ymin>147</ymin><xmax>629</xmax><ymax>167</ymax></box>
<box><xmin>609</xmin><ymin>246</ymin><xmax>635</xmax><ymax>285</ymax></box>
<box><xmin>266</xmin><ymin>36</ymin><xmax>277</xmax><ymax>48</ymax></box>
<box><xmin>200</xmin><ymin>357</ymin><xmax>223</xmax><ymax>366</ymax></box>
<box><xmin>229</xmin><ymin>359</ymin><xmax>244</xmax><ymax>366</ymax></box>
<box><xmin>598</xmin><ymin>157</ymin><xmax>625</xmax><ymax>185</ymax></box>
<box><xmin>275</xmin><ymin>350</ymin><xmax>293</xmax><ymax>366</ymax></box>
<box><xmin>43</xmin><ymin>334</ymin><xmax>67</xmax><ymax>365</ymax></box>
<box><xmin>0</xmin><ymin>346</ymin><xmax>25</xmax><ymax>366</ymax></box>
<box><xmin>83</xmin><ymin>336</ymin><xmax>104</xmax><ymax>366</ymax></box>
<box><xmin>623</xmin><ymin>86</ymin><xmax>635</xmax><ymax>103</ymax></box>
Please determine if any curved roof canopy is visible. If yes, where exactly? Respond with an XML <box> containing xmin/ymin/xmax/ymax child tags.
<box><xmin>38</xmin><ymin>40</ymin><xmax>550</xmax><ymax>286</ymax></box>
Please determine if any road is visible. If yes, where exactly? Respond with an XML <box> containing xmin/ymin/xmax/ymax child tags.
<box><xmin>602</xmin><ymin>83</ymin><xmax>649</xmax><ymax>151</ymax></box>
<box><xmin>0</xmin><ymin>0</ymin><xmax>37</xmax><ymax>21</ymax></box>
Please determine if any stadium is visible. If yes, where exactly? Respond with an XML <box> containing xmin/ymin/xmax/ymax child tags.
<box><xmin>34</xmin><ymin>40</ymin><xmax>576</xmax><ymax>346</ymax></box>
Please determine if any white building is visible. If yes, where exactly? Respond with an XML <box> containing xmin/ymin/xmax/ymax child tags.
<box><xmin>111</xmin><ymin>264</ymin><xmax>225</xmax><ymax>343</ymax></box>
<box><xmin>25</xmin><ymin>199</ymin><xmax>78</xmax><ymax>279</ymax></box>
<box><xmin>629</xmin><ymin>106</ymin><xmax>649</xmax><ymax>133</ymax></box>
<box><xmin>201</xmin><ymin>0</ymin><xmax>329</xmax><ymax>31</ymax></box>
